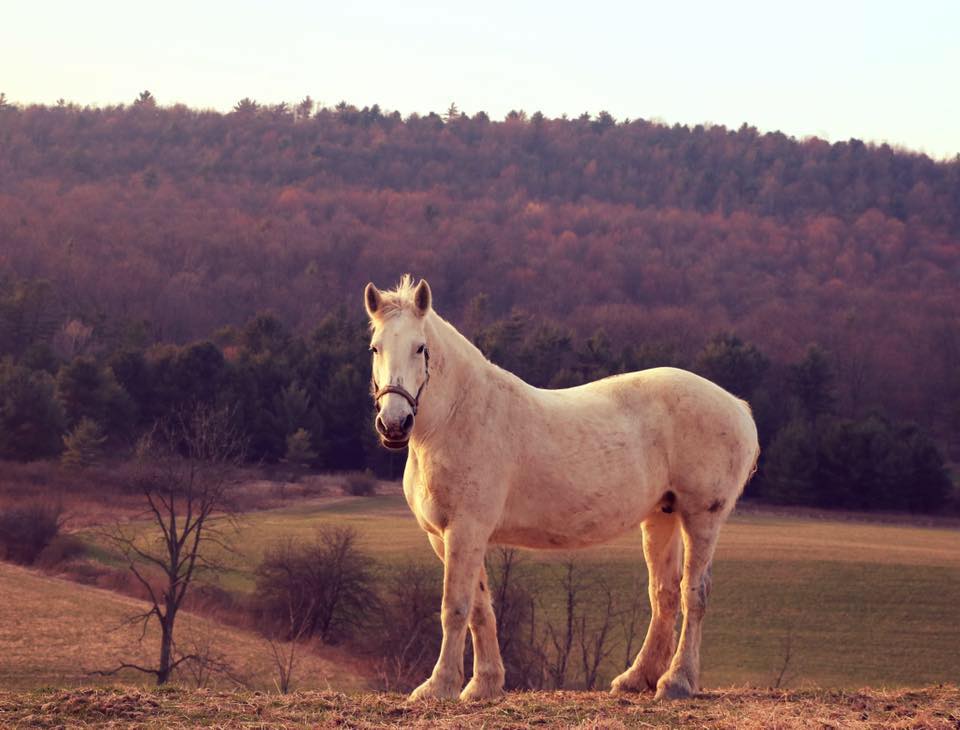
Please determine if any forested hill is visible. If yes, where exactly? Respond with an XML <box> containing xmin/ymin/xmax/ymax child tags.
<box><xmin>2</xmin><ymin>99</ymin><xmax>958</xmax><ymax>340</ymax></box>
<box><xmin>3</xmin><ymin>100</ymin><xmax>960</xmax><ymax>228</ymax></box>
<box><xmin>0</xmin><ymin>97</ymin><xmax>958</xmax><ymax>483</ymax></box>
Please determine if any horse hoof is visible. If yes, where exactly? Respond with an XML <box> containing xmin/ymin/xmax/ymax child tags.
<box><xmin>610</xmin><ymin>672</ymin><xmax>644</xmax><ymax>695</ymax></box>
<box><xmin>654</xmin><ymin>673</ymin><xmax>694</xmax><ymax>701</ymax></box>
<box><xmin>459</xmin><ymin>677</ymin><xmax>504</xmax><ymax>702</ymax></box>
<box><xmin>408</xmin><ymin>677</ymin><xmax>460</xmax><ymax>702</ymax></box>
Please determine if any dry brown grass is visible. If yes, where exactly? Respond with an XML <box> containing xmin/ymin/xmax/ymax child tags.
<box><xmin>0</xmin><ymin>561</ymin><xmax>367</xmax><ymax>692</ymax></box>
<box><xmin>0</xmin><ymin>685</ymin><xmax>957</xmax><ymax>729</ymax></box>
<box><xmin>0</xmin><ymin>459</ymin><xmax>396</xmax><ymax>530</ymax></box>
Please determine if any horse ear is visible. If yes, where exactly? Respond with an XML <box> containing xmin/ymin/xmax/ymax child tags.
<box><xmin>414</xmin><ymin>279</ymin><xmax>432</xmax><ymax>315</ymax></box>
<box><xmin>364</xmin><ymin>282</ymin><xmax>382</xmax><ymax>318</ymax></box>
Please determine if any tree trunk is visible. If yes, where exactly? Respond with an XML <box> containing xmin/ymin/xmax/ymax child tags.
<box><xmin>157</xmin><ymin>617</ymin><xmax>174</xmax><ymax>685</ymax></box>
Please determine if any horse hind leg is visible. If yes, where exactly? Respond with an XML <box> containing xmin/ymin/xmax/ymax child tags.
<box><xmin>611</xmin><ymin>508</ymin><xmax>682</xmax><ymax>694</ymax></box>
<box><xmin>654</xmin><ymin>507</ymin><xmax>725</xmax><ymax>700</ymax></box>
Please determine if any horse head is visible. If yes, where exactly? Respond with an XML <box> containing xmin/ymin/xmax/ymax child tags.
<box><xmin>364</xmin><ymin>276</ymin><xmax>432</xmax><ymax>449</ymax></box>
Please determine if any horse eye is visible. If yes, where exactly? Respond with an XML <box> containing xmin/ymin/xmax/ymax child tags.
<box><xmin>416</xmin><ymin>344</ymin><xmax>425</xmax><ymax>354</ymax></box>
<box><xmin>370</xmin><ymin>346</ymin><xmax>378</xmax><ymax>354</ymax></box>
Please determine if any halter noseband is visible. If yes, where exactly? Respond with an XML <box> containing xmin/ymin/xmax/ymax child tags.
<box><xmin>371</xmin><ymin>348</ymin><xmax>430</xmax><ymax>415</ymax></box>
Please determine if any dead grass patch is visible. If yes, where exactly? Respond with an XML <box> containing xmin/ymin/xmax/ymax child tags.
<box><xmin>0</xmin><ymin>685</ymin><xmax>956</xmax><ymax>729</ymax></box>
<box><xmin>0</xmin><ymin>561</ymin><xmax>367</xmax><ymax>693</ymax></box>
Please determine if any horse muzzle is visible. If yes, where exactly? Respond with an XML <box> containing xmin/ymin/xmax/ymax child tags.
<box><xmin>380</xmin><ymin>436</ymin><xmax>410</xmax><ymax>450</ymax></box>
<box><xmin>376</xmin><ymin>412</ymin><xmax>413</xmax><ymax>450</ymax></box>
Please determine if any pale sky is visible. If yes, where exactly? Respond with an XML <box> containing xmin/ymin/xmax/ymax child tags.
<box><xmin>4</xmin><ymin>0</ymin><xmax>959</xmax><ymax>159</ymax></box>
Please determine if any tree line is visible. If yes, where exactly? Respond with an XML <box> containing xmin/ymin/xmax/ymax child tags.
<box><xmin>0</xmin><ymin>274</ymin><xmax>952</xmax><ymax>512</ymax></box>
<box><xmin>0</xmin><ymin>96</ymin><xmax>957</xmax><ymax>459</ymax></box>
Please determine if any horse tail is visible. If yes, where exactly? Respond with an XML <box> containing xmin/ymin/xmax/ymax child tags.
<box><xmin>735</xmin><ymin>397</ymin><xmax>761</xmax><ymax>481</ymax></box>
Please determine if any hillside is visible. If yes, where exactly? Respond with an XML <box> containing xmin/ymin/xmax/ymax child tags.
<box><xmin>0</xmin><ymin>561</ymin><xmax>367</xmax><ymax>692</ymax></box>
<box><xmin>1</xmin><ymin>103</ymin><xmax>958</xmax><ymax>434</ymax></box>
<box><xmin>1</xmin><ymin>685</ymin><xmax>957</xmax><ymax>729</ymax></box>
<box><xmin>2</xmin><ymin>492</ymin><xmax>960</xmax><ymax>726</ymax></box>
<box><xmin>75</xmin><ymin>493</ymin><xmax>960</xmax><ymax>691</ymax></box>
<box><xmin>0</xmin><ymin>102</ymin><xmax>957</xmax><ymax>507</ymax></box>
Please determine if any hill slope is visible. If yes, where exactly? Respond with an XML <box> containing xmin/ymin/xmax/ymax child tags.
<box><xmin>1</xmin><ymin>104</ymin><xmax>958</xmax><ymax>436</ymax></box>
<box><xmin>0</xmin><ymin>561</ymin><xmax>366</xmax><ymax>691</ymax></box>
<box><xmin>79</xmin><ymin>495</ymin><xmax>960</xmax><ymax>690</ymax></box>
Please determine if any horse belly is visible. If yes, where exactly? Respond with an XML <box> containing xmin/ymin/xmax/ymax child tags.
<box><xmin>493</xmin><ymin>409</ymin><xmax>668</xmax><ymax>549</ymax></box>
<box><xmin>492</xmin><ymin>477</ymin><xmax>656</xmax><ymax>550</ymax></box>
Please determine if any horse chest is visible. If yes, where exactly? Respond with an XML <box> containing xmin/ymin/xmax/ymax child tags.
<box><xmin>403</xmin><ymin>459</ymin><xmax>453</xmax><ymax>536</ymax></box>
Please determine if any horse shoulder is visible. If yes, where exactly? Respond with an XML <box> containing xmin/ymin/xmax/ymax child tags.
<box><xmin>405</xmin><ymin>442</ymin><xmax>508</xmax><ymax>536</ymax></box>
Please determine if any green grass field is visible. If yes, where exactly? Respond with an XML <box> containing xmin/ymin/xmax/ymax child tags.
<box><xmin>78</xmin><ymin>493</ymin><xmax>960</xmax><ymax>691</ymax></box>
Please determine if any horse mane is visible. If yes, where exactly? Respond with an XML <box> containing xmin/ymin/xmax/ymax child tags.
<box><xmin>375</xmin><ymin>274</ymin><xmax>421</xmax><ymax>319</ymax></box>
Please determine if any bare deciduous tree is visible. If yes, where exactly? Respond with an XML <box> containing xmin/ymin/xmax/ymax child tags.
<box><xmin>618</xmin><ymin>569</ymin><xmax>647</xmax><ymax>671</ymax></box>
<box><xmin>489</xmin><ymin>553</ymin><xmax>639</xmax><ymax>691</ymax></box>
<box><xmin>97</xmin><ymin>404</ymin><xmax>245</xmax><ymax>685</ymax></box>
<box><xmin>577</xmin><ymin>580</ymin><xmax>617</xmax><ymax>690</ymax></box>
<box><xmin>487</xmin><ymin>547</ymin><xmax>548</xmax><ymax>690</ymax></box>
<box><xmin>177</xmin><ymin>634</ymin><xmax>247</xmax><ymax>689</ymax></box>
<box><xmin>372</xmin><ymin>563</ymin><xmax>441</xmax><ymax>692</ymax></box>
<box><xmin>544</xmin><ymin>560</ymin><xmax>582</xmax><ymax>689</ymax></box>
<box><xmin>266</xmin><ymin>591</ymin><xmax>316</xmax><ymax>694</ymax></box>
<box><xmin>773</xmin><ymin>623</ymin><xmax>796</xmax><ymax>689</ymax></box>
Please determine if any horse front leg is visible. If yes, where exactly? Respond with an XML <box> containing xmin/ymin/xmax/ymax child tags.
<box><xmin>460</xmin><ymin>562</ymin><xmax>506</xmax><ymax>701</ymax></box>
<box><xmin>409</xmin><ymin>527</ymin><xmax>487</xmax><ymax>701</ymax></box>
<box><xmin>425</xmin><ymin>534</ymin><xmax>505</xmax><ymax>701</ymax></box>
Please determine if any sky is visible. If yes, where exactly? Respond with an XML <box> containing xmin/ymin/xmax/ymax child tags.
<box><xmin>3</xmin><ymin>0</ymin><xmax>959</xmax><ymax>159</ymax></box>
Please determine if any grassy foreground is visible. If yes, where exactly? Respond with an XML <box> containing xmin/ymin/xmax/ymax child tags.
<box><xmin>0</xmin><ymin>562</ymin><xmax>366</xmax><ymax>692</ymax></box>
<box><xmin>2</xmin><ymin>685</ymin><xmax>958</xmax><ymax>729</ymax></box>
<box><xmin>92</xmin><ymin>494</ymin><xmax>960</xmax><ymax>687</ymax></box>
<box><xmin>75</xmin><ymin>493</ymin><xmax>960</xmax><ymax>690</ymax></box>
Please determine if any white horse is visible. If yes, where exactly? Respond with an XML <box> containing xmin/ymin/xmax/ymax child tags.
<box><xmin>364</xmin><ymin>276</ymin><xmax>759</xmax><ymax>702</ymax></box>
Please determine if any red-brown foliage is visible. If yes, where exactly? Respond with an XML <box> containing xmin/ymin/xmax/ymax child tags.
<box><xmin>0</xmin><ymin>101</ymin><xmax>957</xmax><ymax>444</ymax></box>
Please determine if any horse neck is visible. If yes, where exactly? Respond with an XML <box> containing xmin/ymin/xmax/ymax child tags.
<box><xmin>411</xmin><ymin>312</ymin><xmax>491</xmax><ymax>445</ymax></box>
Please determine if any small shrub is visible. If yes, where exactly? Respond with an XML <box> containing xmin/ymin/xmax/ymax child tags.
<box><xmin>342</xmin><ymin>470</ymin><xmax>377</xmax><ymax>496</ymax></box>
<box><xmin>0</xmin><ymin>362</ymin><xmax>66</xmax><ymax>461</ymax></box>
<box><xmin>57</xmin><ymin>559</ymin><xmax>110</xmax><ymax>585</ymax></box>
<box><xmin>253</xmin><ymin>526</ymin><xmax>379</xmax><ymax>645</ymax></box>
<box><xmin>185</xmin><ymin>583</ymin><xmax>242</xmax><ymax>617</ymax></box>
<box><xmin>61</xmin><ymin>417</ymin><xmax>107</xmax><ymax>468</ymax></box>
<box><xmin>369</xmin><ymin>562</ymin><xmax>442</xmax><ymax>691</ymax></box>
<box><xmin>0</xmin><ymin>503</ymin><xmax>62</xmax><ymax>564</ymax></box>
<box><xmin>35</xmin><ymin>533</ymin><xmax>87</xmax><ymax>569</ymax></box>
<box><xmin>285</xmin><ymin>428</ymin><xmax>318</xmax><ymax>467</ymax></box>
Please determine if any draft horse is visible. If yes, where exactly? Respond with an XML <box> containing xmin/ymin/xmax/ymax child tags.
<box><xmin>364</xmin><ymin>276</ymin><xmax>759</xmax><ymax>701</ymax></box>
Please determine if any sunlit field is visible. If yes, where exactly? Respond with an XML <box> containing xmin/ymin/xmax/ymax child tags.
<box><xmin>0</xmin><ymin>561</ymin><xmax>366</xmax><ymax>691</ymax></box>
<box><xmin>77</xmin><ymin>493</ymin><xmax>960</xmax><ymax>691</ymax></box>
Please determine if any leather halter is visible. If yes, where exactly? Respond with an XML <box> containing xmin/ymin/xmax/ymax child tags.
<box><xmin>371</xmin><ymin>349</ymin><xmax>429</xmax><ymax>415</ymax></box>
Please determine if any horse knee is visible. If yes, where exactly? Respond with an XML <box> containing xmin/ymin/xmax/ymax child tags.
<box><xmin>681</xmin><ymin>572</ymin><xmax>711</xmax><ymax>619</ymax></box>
<box><xmin>656</xmin><ymin>580</ymin><xmax>680</xmax><ymax>613</ymax></box>
<box><xmin>470</xmin><ymin>604</ymin><xmax>489</xmax><ymax>628</ymax></box>
<box><xmin>442</xmin><ymin>603</ymin><xmax>470</xmax><ymax>632</ymax></box>
<box><xmin>470</xmin><ymin>582</ymin><xmax>494</xmax><ymax>627</ymax></box>
<box><xmin>654</xmin><ymin>581</ymin><xmax>680</xmax><ymax>617</ymax></box>
<box><xmin>700</xmin><ymin>565</ymin><xmax>713</xmax><ymax>607</ymax></box>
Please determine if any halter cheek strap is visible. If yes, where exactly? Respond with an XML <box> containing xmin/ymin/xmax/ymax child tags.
<box><xmin>372</xmin><ymin>349</ymin><xmax>430</xmax><ymax>415</ymax></box>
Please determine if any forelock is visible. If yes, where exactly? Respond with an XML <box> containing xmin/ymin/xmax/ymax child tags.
<box><xmin>372</xmin><ymin>274</ymin><xmax>419</xmax><ymax>320</ymax></box>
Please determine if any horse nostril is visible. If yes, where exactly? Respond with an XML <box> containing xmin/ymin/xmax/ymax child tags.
<box><xmin>402</xmin><ymin>414</ymin><xmax>414</xmax><ymax>432</ymax></box>
<box><xmin>375</xmin><ymin>416</ymin><xmax>388</xmax><ymax>435</ymax></box>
